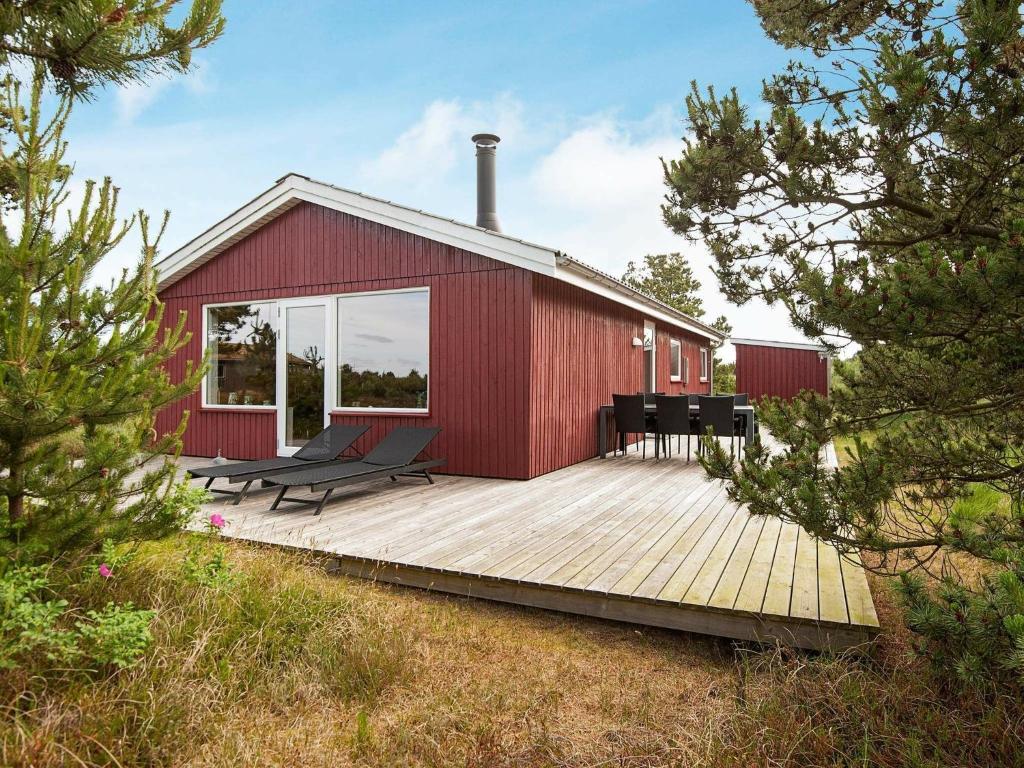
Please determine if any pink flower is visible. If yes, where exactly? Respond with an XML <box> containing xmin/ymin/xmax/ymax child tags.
<box><xmin>98</xmin><ymin>563</ymin><xmax>112</xmax><ymax>579</ymax></box>
<box><xmin>209</xmin><ymin>513</ymin><xmax>226</xmax><ymax>530</ymax></box>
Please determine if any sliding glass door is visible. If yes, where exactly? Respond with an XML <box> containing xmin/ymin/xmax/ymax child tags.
<box><xmin>277</xmin><ymin>299</ymin><xmax>329</xmax><ymax>455</ymax></box>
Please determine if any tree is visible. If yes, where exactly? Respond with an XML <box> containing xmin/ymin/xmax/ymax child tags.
<box><xmin>710</xmin><ymin>315</ymin><xmax>735</xmax><ymax>394</ymax></box>
<box><xmin>0</xmin><ymin>1</ymin><xmax>224</xmax><ymax>95</ymax></box>
<box><xmin>0</xmin><ymin>0</ymin><xmax>224</xmax><ymax>563</ymax></box>
<box><xmin>622</xmin><ymin>252</ymin><xmax>704</xmax><ymax>317</ymax></box>
<box><xmin>0</xmin><ymin>1</ymin><xmax>224</xmax><ymax>202</ymax></box>
<box><xmin>663</xmin><ymin>0</ymin><xmax>1024</xmax><ymax>687</ymax></box>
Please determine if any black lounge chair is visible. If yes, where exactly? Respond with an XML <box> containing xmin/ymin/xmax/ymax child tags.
<box><xmin>263</xmin><ymin>426</ymin><xmax>445</xmax><ymax>515</ymax></box>
<box><xmin>187</xmin><ymin>424</ymin><xmax>370</xmax><ymax>504</ymax></box>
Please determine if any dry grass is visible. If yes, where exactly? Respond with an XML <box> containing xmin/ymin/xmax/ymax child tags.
<box><xmin>2</xmin><ymin>536</ymin><xmax>1024</xmax><ymax>767</ymax></box>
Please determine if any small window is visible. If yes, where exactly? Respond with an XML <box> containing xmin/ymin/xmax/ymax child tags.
<box><xmin>336</xmin><ymin>289</ymin><xmax>430</xmax><ymax>411</ymax></box>
<box><xmin>205</xmin><ymin>303</ymin><xmax>277</xmax><ymax>407</ymax></box>
<box><xmin>700</xmin><ymin>347</ymin><xmax>709</xmax><ymax>382</ymax></box>
<box><xmin>669</xmin><ymin>339</ymin><xmax>682</xmax><ymax>382</ymax></box>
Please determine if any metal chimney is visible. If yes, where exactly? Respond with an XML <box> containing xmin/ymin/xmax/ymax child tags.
<box><xmin>472</xmin><ymin>133</ymin><xmax>501</xmax><ymax>231</ymax></box>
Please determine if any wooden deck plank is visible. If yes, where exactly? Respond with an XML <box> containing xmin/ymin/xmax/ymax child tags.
<box><xmin>682</xmin><ymin>506</ymin><xmax>755</xmax><ymax>607</ymax></box>
<box><xmin>657</xmin><ymin>503</ymin><xmax>745</xmax><ymax>604</ymax></box>
<box><xmin>523</xmin><ymin>489</ymin><xmax>678</xmax><ymax>585</ymax></box>
<box><xmin>540</xmin><ymin>468</ymin><xmax>708</xmax><ymax>581</ymax></box>
<box><xmin>789</xmin><ymin>526</ymin><xmax>820</xmax><ymax>621</ymax></box>
<box><xmin>608</xmin><ymin>482</ymin><xmax>725</xmax><ymax>598</ymax></box>
<box><xmin>547</xmin><ymin>471</ymin><xmax>708</xmax><ymax>588</ymax></box>
<box><xmin>444</xmin><ymin>461</ymin><xmax>658</xmax><ymax>573</ymax></box>
<box><xmin>761</xmin><ymin>522</ymin><xmax>800</xmax><ymax>617</ymax></box>
<box><xmin>630</xmin><ymin>491</ymin><xmax>734</xmax><ymax>600</ymax></box>
<box><xmin>583</xmin><ymin>480</ymin><xmax>721</xmax><ymax>593</ymax></box>
<box><xmin>707</xmin><ymin>514</ymin><xmax>766</xmax><ymax>611</ymax></box>
<box><xmin>492</xmin><ymin>481</ymin><xmax>659</xmax><ymax>582</ymax></box>
<box><xmin>816</xmin><ymin>538</ymin><xmax>850</xmax><ymax>624</ymax></box>
<box><xmin>730</xmin><ymin>516</ymin><xmax>782</xmax><ymax>613</ymax></box>
<box><xmin>355</xmin><ymin>472</ymin><xmax>586</xmax><ymax>562</ymax></box>
<box><xmin>841</xmin><ymin>553</ymin><xmax>880</xmax><ymax>628</ymax></box>
<box><xmin>407</xmin><ymin>460</ymin><xmax>651</xmax><ymax>569</ymax></box>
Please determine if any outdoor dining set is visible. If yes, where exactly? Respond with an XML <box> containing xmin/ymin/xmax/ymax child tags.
<box><xmin>597</xmin><ymin>394</ymin><xmax>757</xmax><ymax>461</ymax></box>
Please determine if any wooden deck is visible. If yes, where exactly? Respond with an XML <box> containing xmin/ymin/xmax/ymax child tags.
<box><xmin>176</xmin><ymin>444</ymin><xmax>879</xmax><ymax>650</ymax></box>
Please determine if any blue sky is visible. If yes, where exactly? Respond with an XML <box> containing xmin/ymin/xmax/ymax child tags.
<box><xmin>66</xmin><ymin>0</ymin><xmax>806</xmax><ymax>347</ymax></box>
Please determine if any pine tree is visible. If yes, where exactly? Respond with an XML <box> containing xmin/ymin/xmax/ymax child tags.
<box><xmin>0</xmin><ymin>0</ymin><xmax>224</xmax><ymax>562</ymax></box>
<box><xmin>623</xmin><ymin>252</ymin><xmax>704</xmax><ymax>317</ymax></box>
<box><xmin>662</xmin><ymin>0</ymin><xmax>1024</xmax><ymax>687</ymax></box>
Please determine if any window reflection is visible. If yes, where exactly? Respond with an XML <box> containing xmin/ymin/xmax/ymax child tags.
<box><xmin>206</xmin><ymin>303</ymin><xmax>277</xmax><ymax>406</ymax></box>
<box><xmin>337</xmin><ymin>291</ymin><xmax>429</xmax><ymax>410</ymax></box>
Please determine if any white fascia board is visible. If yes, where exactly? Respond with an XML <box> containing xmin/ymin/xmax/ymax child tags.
<box><xmin>155</xmin><ymin>174</ymin><xmax>558</xmax><ymax>291</ymax></box>
<box><xmin>286</xmin><ymin>177</ymin><xmax>558</xmax><ymax>276</ymax></box>
<box><xmin>554</xmin><ymin>259</ymin><xmax>725</xmax><ymax>342</ymax></box>
<box><xmin>731</xmin><ymin>337</ymin><xmax>830</xmax><ymax>353</ymax></box>
<box><xmin>155</xmin><ymin>182</ymin><xmax>300</xmax><ymax>290</ymax></box>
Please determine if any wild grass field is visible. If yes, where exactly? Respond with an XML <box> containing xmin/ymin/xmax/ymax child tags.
<box><xmin>3</xmin><ymin>534</ymin><xmax>1023</xmax><ymax>768</ymax></box>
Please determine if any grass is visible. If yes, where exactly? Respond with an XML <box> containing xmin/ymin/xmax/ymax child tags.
<box><xmin>3</xmin><ymin>535</ymin><xmax>1024</xmax><ymax>766</ymax></box>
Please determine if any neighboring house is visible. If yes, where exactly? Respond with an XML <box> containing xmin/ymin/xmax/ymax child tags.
<box><xmin>733</xmin><ymin>338</ymin><xmax>831</xmax><ymax>401</ymax></box>
<box><xmin>154</xmin><ymin>135</ymin><xmax>725</xmax><ymax>479</ymax></box>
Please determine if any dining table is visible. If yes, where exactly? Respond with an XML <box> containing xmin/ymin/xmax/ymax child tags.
<box><xmin>597</xmin><ymin>402</ymin><xmax>756</xmax><ymax>459</ymax></box>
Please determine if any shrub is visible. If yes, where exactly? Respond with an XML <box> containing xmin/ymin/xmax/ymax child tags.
<box><xmin>0</xmin><ymin>564</ymin><xmax>155</xmax><ymax>672</ymax></box>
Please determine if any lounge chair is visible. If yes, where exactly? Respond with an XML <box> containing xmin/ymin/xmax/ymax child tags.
<box><xmin>187</xmin><ymin>424</ymin><xmax>370</xmax><ymax>504</ymax></box>
<box><xmin>263</xmin><ymin>426</ymin><xmax>445</xmax><ymax>515</ymax></box>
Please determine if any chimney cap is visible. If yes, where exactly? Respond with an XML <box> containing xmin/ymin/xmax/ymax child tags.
<box><xmin>472</xmin><ymin>133</ymin><xmax>501</xmax><ymax>147</ymax></box>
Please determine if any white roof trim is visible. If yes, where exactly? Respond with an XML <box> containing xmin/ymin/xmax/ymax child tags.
<box><xmin>732</xmin><ymin>337</ymin><xmax>830</xmax><ymax>353</ymax></box>
<box><xmin>155</xmin><ymin>174</ymin><xmax>723</xmax><ymax>342</ymax></box>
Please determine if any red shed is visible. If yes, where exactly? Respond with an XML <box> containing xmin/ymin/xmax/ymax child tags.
<box><xmin>154</xmin><ymin>163</ymin><xmax>724</xmax><ymax>480</ymax></box>
<box><xmin>733</xmin><ymin>338</ymin><xmax>831</xmax><ymax>401</ymax></box>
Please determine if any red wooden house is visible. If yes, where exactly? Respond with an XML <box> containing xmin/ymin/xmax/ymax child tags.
<box><xmin>154</xmin><ymin>136</ymin><xmax>724</xmax><ymax>479</ymax></box>
<box><xmin>733</xmin><ymin>338</ymin><xmax>831</xmax><ymax>401</ymax></box>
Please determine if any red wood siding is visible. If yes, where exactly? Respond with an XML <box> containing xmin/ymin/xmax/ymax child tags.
<box><xmin>156</xmin><ymin>202</ymin><xmax>533</xmax><ymax>479</ymax></box>
<box><xmin>734</xmin><ymin>343</ymin><xmax>829</xmax><ymax>401</ymax></box>
<box><xmin>527</xmin><ymin>274</ymin><xmax>712</xmax><ymax>478</ymax></box>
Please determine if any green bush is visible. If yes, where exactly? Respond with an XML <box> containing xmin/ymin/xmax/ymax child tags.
<box><xmin>0</xmin><ymin>564</ymin><xmax>155</xmax><ymax>672</ymax></box>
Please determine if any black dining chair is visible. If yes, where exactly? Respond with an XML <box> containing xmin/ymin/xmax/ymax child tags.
<box><xmin>639</xmin><ymin>391</ymin><xmax>666</xmax><ymax>406</ymax></box>
<box><xmin>612</xmin><ymin>393</ymin><xmax>650</xmax><ymax>459</ymax></box>
<box><xmin>698</xmin><ymin>395</ymin><xmax>740</xmax><ymax>459</ymax></box>
<box><xmin>655</xmin><ymin>395</ymin><xmax>693</xmax><ymax>461</ymax></box>
<box><xmin>733</xmin><ymin>393</ymin><xmax>750</xmax><ymax>442</ymax></box>
<box><xmin>637</xmin><ymin>391</ymin><xmax>664</xmax><ymax>441</ymax></box>
<box><xmin>687</xmin><ymin>393</ymin><xmax>701</xmax><ymax>436</ymax></box>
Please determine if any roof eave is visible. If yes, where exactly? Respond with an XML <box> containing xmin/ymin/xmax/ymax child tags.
<box><xmin>554</xmin><ymin>255</ymin><xmax>726</xmax><ymax>343</ymax></box>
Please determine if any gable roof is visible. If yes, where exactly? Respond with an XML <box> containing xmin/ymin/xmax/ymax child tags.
<box><xmin>154</xmin><ymin>173</ymin><xmax>725</xmax><ymax>342</ymax></box>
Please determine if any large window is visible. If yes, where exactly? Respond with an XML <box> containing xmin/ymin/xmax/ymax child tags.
<box><xmin>670</xmin><ymin>339</ymin><xmax>682</xmax><ymax>382</ymax></box>
<box><xmin>336</xmin><ymin>289</ymin><xmax>429</xmax><ymax>410</ymax></box>
<box><xmin>206</xmin><ymin>303</ymin><xmax>277</xmax><ymax>406</ymax></box>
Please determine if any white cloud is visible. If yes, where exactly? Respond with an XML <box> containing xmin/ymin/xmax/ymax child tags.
<box><xmin>114</xmin><ymin>59</ymin><xmax>212</xmax><ymax>123</ymax></box>
<box><xmin>358</xmin><ymin>95</ymin><xmax>524</xmax><ymax>192</ymax></box>
<box><xmin>115</xmin><ymin>78</ymin><xmax>171</xmax><ymax>123</ymax></box>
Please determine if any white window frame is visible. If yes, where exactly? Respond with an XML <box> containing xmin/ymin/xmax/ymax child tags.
<box><xmin>643</xmin><ymin>320</ymin><xmax>656</xmax><ymax>392</ymax></box>
<box><xmin>277</xmin><ymin>296</ymin><xmax>332</xmax><ymax>456</ymax></box>
<box><xmin>333</xmin><ymin>286</ymin><xmax>431</xmax><ymax>414</ymax></box>
<box><xmin>201</xmin><ymin>299</ymin><xmax>279</xmax><ymax>410</ymax></box>
<box><xmin>669</xmin><ymin>338</ymin><xmax>682</xmax><ymax>382</ymax></box>
<box><xmin>700</xmin><ymin>347</ymin><xmax>709</xmax><ymax>382</ymax></box>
